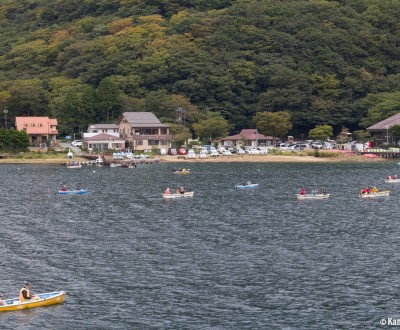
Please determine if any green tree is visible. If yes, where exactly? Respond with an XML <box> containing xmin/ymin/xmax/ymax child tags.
<box><xmin>97</xmin><ymin>78</ymin><xmax>122</xmax><ymax>123</ymax></box>
<box><xmin>352</xmin><ymin>130</ymin><xmax>371</xmax><ymax>143</ymax></box>
<box><xmin>192</xmin><ymin>113</ymin><xmax>230</xmax><ymax>142</ymax></box>
<box><xmin>308</xmin><ymin>125</ymin><xmax>333</xmax><ymax>141</ymax></box>
<box><xmin>389</xmin><ymin>125</ymin><xmax>400</xmax><ymax>144</ymax></box>
<box><xmin>0</xmin><ymin>128</ymin><xmax>29</xmax><ymax>150</ymax></box>
<box><xmin>253</xmin><ymin>111</ymin><xmax>292</xmax><ymax>146</ymax></box>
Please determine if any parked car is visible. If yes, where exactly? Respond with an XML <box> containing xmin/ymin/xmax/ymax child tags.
<box><xmin>279</xmin><ymin>143</ymin><xmax>296</xmax><ymax>150</ymax></box>
<box><xmin>311</xmin><ymin>142</ymin><xmax>323</xmax><ymax>149</ymax></box>
<box><xmin>236</xmin><ymin>148</ymin><xmax>246</xmax><ymax>155</ymax></box>
<box><xmin>178</xmin><ymin>148</ymin><xmax>187</xmax><ymax>155</ymax></box>
<box><xmin>71</xmin><ymin>140</ymin><xmax>83</xmax><ymax>147</ymax></box>
<box><xmin>187</xmin><ymin>149</ymin><xmax>196</xmax><ymax>159</ymax></box>
<box><xmin>210</xmin><ymin>149</ymin><xmax>219</xmax><ymax>157</ymax></box>
<box><xmin>248</xmin><ymin>148</ymin><xmax>260</xmax><ymax>155</ymax></box>
<box><xmin>200</xmin><ymin>147</ymin><xmax>209</xmax><ymax>154</ymax></box>
<box><xmin>199</xmin><ymin>150</ymin><xmax>208</xmax><ymax>158</ymax></box>
<box><xmin>168</xmin><ymin>148</ymin><xmax>177</xmax><ymax>155</ymax></box>
<box><xmin>222</xmin><ymin>150</ymin><xmax>232</xmax><ymax>156</ymax></box>
<box><xmin>257</xmin><ymin>147</ymin><xmax>268</xmax><ymax>154</ymax></box>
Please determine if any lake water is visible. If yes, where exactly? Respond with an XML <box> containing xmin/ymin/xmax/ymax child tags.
<box><xmin>1</xmin><ymin>161</ymin><xmax>400</xmax><ymax>329</ymax></box>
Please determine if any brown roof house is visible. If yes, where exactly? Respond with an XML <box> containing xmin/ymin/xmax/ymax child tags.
<box><xmin>82</xmin><ymin>123</ymin><xmax>125</xmax><ymax>151</ymax></box>
<box><xmin>15</xmin><ymin>117</ymin><xmax>58</xmax><ymax>146</ymax></box>
<box><xmin>366</xmin><ymin>113</ymin><xmax>400</xmax><ymax>144</ymax></box>
<box><xmin>219</xmin><ymin>129</ymin><xmax>275</xmax><ymax>148</ymax></box>
<box><xmin>116</xmin><ymin>112</ymin><xmax>171</xmax><ymax>152</ymax></box>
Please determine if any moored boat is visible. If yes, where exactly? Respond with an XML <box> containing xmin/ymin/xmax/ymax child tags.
<box><xmin>66</xmin><ymin>164</ymin><xmax>82</xmax><ymax>169</ymax></box>
<box><xmin>162</xmin><ymin>191</ymin><xmax>194</xmax><ymax>198</ymax></box>
<box><xmin>58</xmin><ymin>189</ymin><xmax>88</xmax><ymax>195</ymax></box>
<box><xmin>0</xmin><ymin>291</ymin><xmax>65</xmax><ymax>312</ymax></box>
<box><xmin>359</xmin><ymin>190</ymin><xmax>390</xmax><ymax>198</ymax></box>
<box><xmin>235</xmin><ymin>183</ymin><xmax>259</xmax><ymax>189</ymax></box>
<box><xmin>297</xmin><ymin>193</ymin><xmax>330</xmax><ymax>200</ymax></box>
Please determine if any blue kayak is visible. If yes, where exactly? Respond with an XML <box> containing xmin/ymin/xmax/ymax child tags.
<box><xmin>235</xmin><ymin>184</ymin><xmax>259</xmax><ymax>189</ymax></box>
<box><xmin>58</xmin><ymin>189</ymin><xmax>88</xmax><ymax>195</ymax></box>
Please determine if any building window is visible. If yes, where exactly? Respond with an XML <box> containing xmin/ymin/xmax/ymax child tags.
<box><xmin>142</xmin><ymin>128</ymin><xmax>158</xmax><ymax>135</ymax></box>
<box><xmin>160</xmin><ymin>128</ymin><xmax>168</xmax><ymax>135</ymax></box>
<box><xmin>160</xmin><ymin>140</ymin><xmax>168</xmax><ymax>145</ymax></box>
<box><xmin>136</xmin><ymin>140</ymin><xmax>143</xmax><ymax>146</ymax></box>
<box><xmin>148</xmin><ymin>140</ymin><xmax>159</xmax><ymax>146</ymax></box>
<box><xmin>93</xmin><ymin>130</ymin><xmax>98</xmax><ymax>133</ymax></box>
<box><xmin>38</xmin><ymin>123</ymin><xmax>43</xmax><ymax>127</ymax></box>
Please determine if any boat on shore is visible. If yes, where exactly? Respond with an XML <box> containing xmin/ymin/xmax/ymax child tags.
<box><xmin>162</xmin><ymin>191</ymin><xmax>194</xmax><ymax>198</ymax></box>
<box><xmin>235</xmin><ymin>183</ymin><xmax>259</xmax><ymax>189</ymax></box>
<box><xmin>0</xmin><ymin>291</ymin><xmax>65</xmax><ymax>312</ymax></box>
<box><xmin>297</xmin><ymin>193</ymin><xmax>330</xmax><ymax>200</ymax></box>
<box><xmin>58</xmin><ymin>189</ymin><xmax>88</xmax><ymax>195</ymax></box>
<box><xmin>359</xmin><ymin>190</ymin><xmax>390</xmax><ymax>198</ymax></box>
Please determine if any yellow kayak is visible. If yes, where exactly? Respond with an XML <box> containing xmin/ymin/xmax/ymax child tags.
<box><xmin>0</xmin><ymin>291</ymin><xmax>65</xmax><ymax>312</ymax></box>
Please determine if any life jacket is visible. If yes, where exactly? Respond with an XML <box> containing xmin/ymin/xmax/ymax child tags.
<box><xmin>20</xmin><ymin>287</ymin><xmax>32</xmax><ymax>301</ymax></box>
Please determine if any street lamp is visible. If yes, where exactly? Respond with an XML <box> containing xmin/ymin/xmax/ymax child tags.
<box><xmin>3</xmin><ymin>106</ymin><xmax>8</xmax><ymax>129</ymax></box>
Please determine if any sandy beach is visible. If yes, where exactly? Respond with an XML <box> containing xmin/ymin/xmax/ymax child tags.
<box><xmin>0</xmin><ymin>153</ymin><xmax>389</xmax><ymax>164</ymax></box>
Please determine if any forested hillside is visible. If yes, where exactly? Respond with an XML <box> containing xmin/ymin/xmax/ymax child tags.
<box><xmin>0</xmin><ymin>0</ymin><xmax>400</xmax><ymax>137</ymax></box>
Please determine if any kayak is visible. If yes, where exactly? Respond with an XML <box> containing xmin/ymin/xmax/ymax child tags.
<box><xmin>0</xmin><ymin>291</ymin><xmax>65</xmax><ymax>312</ymax></box>
<box><xmin>235</xmin><ymin>184</ymin><xmax>259</xmax><ymax>189</ymax></box>
<box><xmin>163</xmin><ymin>192</ymin><xmax>194</xmax><ymax>198</ymax></box>
<box><xmin>297</xmin><ymin>194</ymin><xmax>330</xmax><ymax>200</ymax></box>
<box><xmin>58</xmin><ymin>189</ymin><xmax>88</xmax><ymax>195</ymax></box>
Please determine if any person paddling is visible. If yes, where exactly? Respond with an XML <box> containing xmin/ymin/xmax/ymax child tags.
<box><xmin>20</xmin><ymin>281</ymin><xmax>40</xmax><ymax>302</ymax></box>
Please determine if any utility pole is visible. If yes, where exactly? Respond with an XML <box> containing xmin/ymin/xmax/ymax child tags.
<box><xmin>3</xmin><ymin>106</ymin><xmax>8</xmax><ymax>129</ymax></box>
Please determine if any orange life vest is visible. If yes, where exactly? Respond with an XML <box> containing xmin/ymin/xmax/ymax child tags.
<box><xmin>19</xmin><ymin>287</ymin><xmax>32</xmax><ymax>301</ymax></box>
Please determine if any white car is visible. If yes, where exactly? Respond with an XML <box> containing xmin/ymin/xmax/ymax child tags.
<box><xmin>199</xmin><ymin>150</ymin><xmax>208</xmax><ymax>158</ymax></box>
<box><xmin>236</xmin><ymin>148</ymin><xmax>246</xmax><ymax>155</ymax></box>
<box><xmin>222</xmin><ymin>150</ymin><xmax>232</xmax><ymax>156</ymax></box>
<box><xmin>71</xmin><ymin>140</ymin><xmax>83</xmax><ymax>147</ymax></box>
<box><xmin>257</xmin><ymin>148</ymin><xmax>268</xmax><ymax>154</ymax></box>
<box><xmin>187</xmin><ymin>149</ymin><xmax>196</xmax><ymax>159</ymax></box>
<box><xmin>210</xmin><ymin>149</ymin><xmax>219</xmax><ymax>157</ymax></box>
<box><xmin>248</xmin><ymin>148</ymin><xmax>260</xmax><ymax>155</ymax></box>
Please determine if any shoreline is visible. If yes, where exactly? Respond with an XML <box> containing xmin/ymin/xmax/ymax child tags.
<box><xmin>0</xmin><ymin>154</ymin><xmax>390</xmax><ymax>164</ymax></box>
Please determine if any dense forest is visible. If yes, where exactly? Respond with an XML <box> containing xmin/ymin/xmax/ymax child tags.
<box><xmin>1</xmin><ymin>0</ymin><xmax>400</xmax><ymax>138</ymax></box>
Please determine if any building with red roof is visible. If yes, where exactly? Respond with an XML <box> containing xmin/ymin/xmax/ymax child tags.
<box><xmin>15</xmin><ymin>117</ymin><xmax>58</xmax><ymax>146</ymax></box>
